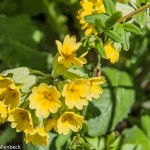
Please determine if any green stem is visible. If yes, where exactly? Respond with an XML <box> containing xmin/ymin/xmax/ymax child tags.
<box><xmin>118</xmin><ymin>3</ymin><xmax>150</xmax><ymax>23</ymax></box>
<box><xmin>82</xmin><ymin>106</ymin><xmax>88</xmax><ymax>118</ymax></box>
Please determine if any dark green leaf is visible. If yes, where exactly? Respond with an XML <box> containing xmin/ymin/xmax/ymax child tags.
<box><xmin>105</xmin><ymin>30</ymin><xmax>122</xmax><ymax>43</ymax></box>
<box><xmin>95</xmin><ymin>18</ymin><xmax>105</xmax><ymax>33</ymax></box>
<box><xmin>87</xmin><ymin>67</ymin><xmax>135</xmax><ymax>136</ymax></box>
<box><xmin>124</xmin><ymin>23</ymin><xmax>141</xmax><ymax>35</ymax></box>
<box><xmin>84</xmin><ymin>13</ymin><xmax>108</xmax><ymax>25</ymax></box>
<box><xmin>0</xmin><ymin>125</ymin><xmax>17</xmax><ymax>145</ymax></box>
<box><xmin>105</xmin><ymin>11</ymin><xmax>122</xmax><ymax>29</ymax></box>
<box><xmin>95</xmin><ymin>38</ymin><xmax>106</xmax><ymax>58</ymax></box>
<box><xmin>104</xmin><ymin>0</ymin><xmax>116</xmax><ymax>16</ymax></box>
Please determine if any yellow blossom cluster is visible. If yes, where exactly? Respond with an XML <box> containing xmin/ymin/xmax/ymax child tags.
<box><xmin>77</xmin><ymin>0</ymin><xmax>106</xmax><ymax>36</ymax></box>
<box><xmin>0</xmin><ymin>34</ymin><xmax>105</xmax><ymax>146</ymax></box>
<box><xmin>77</xmin><ymin>0</ymin><xmax>120</xmax><ymax>63</ymax></box>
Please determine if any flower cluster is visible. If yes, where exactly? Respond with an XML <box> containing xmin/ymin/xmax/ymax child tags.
<box><xmin>0</xmin><ymin>35</ymin><xmax>105</xmax><ymax>146</ymax></box>
<box><xmin>77</xmin><ymin>0</ymin><xmax>120</xmax><ymax>64</ymax></box>
<box><xmin>77</xmin><ymin>0</ymin><xmax>106</xmax><ymax>36</ymax></box>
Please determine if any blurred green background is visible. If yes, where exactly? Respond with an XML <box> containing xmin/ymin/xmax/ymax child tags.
<box><xmin>0</xmin><ymin>0</ymin><xmax>150</xmax><ymax>149</ymax></box>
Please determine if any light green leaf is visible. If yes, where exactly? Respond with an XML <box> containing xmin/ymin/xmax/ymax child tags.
<box><xmin>114</xmin><ymin>23</ymin><xmax>130</xmax><ymax>51</ymax></box>
<box><xmin>63</xmin><ymin>68</ymin><xmax>88</xmax><ymax>80</ymax></box>
<box><xmin>52</xmin><ymin>53</ymin><xmax>68</xmax><ymax>76</ymax></box>
<box><xmin>122</xmin><ymin>126</ymin><xmax>150</xmax><ymax>150</ymax></box>
<box><xmin>121</xmin><ymin>144</ymin><xmax>142</xmax><ymax>150</ymax></box>
<box><xmin>23</xmin><ymin>143</ymin><xmax>49</xmax><ymax>150</ymax></box>
<box><xmin>124</xmin><ymin>23</ymin><xmax>141</xmax><ymax>35</ymax></box>
<box><xmin>85</xmin><ymin>137</ymin><xmax>99</xmax><ymax>149</ymax></box>
<box><xmin>2</xmin><ymin>67</ymin><xmax>37</xmax><ymax>92</ymax></box>
<box><xmin>141</xmin><ymin>115</ymin><xmax>150</xmax><ymax>139</ymax></box>
<box><xmin>134</xmin><ymin>11</ymin><xmax>148</xmax><ymax>28</ymax></box>
<box><xmin>116</xmin><ymin>3</ymin><xmax>135</xmax><ymax>16</ymax></box>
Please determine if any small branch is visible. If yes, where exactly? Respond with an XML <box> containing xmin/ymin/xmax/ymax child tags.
<box><xmin>118</xmin><ymin>3</ymin><xmax>150</xmax><ymax>23</ymax></box>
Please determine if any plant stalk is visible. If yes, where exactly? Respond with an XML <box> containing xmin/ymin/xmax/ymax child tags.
<box><xmin>118</xmin><ymin>3</ymin><xmax>150</xmax><ymax>23</ymax></box>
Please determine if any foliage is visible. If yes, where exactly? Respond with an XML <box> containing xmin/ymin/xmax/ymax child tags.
<box><xmin>0</xmin><ymin>0</ymin><xmax>150</xmax><ymax>149</ymax></box>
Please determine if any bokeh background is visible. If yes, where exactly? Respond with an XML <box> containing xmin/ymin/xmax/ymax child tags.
<box><xmin>0</xmin><ymin>0</ymin><xmax>150</xmax><ymax>149</ymax></box>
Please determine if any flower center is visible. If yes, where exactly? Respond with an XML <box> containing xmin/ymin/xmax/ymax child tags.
<box><xmin>43</xmin><ymin>92</ymin><xmax>51</xmax><ymax>100</ymax></box>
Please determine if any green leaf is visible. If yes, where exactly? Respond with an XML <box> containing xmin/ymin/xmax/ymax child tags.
<box><xmin>116</xmin><ymin>3</ymin><xmax>135</xmax><ymax>16</ymax></box>
<box><xmin>121</xmin><ymin>144</ymin><xmax>142</xmax><ymax>150</ymax></box>
<box><xmin>95</xmin><ymin>38</ymin><xmax>106</xmax><ymax>58</ymax></box>
<box><xmin>134</xmin><ymin>11</ymin><xmax>148</xmax><ymax>28</ymax></box>
<box><xmin>56</xmin><ymin>133</ymin><xmax>71</xmax><ymax>150</ymax></box>
<box><xmin>63</xmin><ymin>68</ymin><xmax>88</xmax><ymax>80</ymax></box>
<box><xmin>95</xmin><ymin>18</ymin><xmax>105</xmax><ymax>33</ymax></box>
<box><xmin>85</xmin><ymin>137</ymin><xmax>99</xmax><ymax>149</ymax></box>
<box><xmin>114</xmin><ymin>23</ymin><xmax>130</xmax><ymax>51</ymax></box>
<box><xmin>0</xmin><ymin>125</ymin><xmax>17</xmax><ymax>145</ymax></box>
<box><xmin>2</xmin><ymin>67</ymin><xmax>37</xmax><ymax>92</ymax></box>
<box><xmin>104</xmin><ymin>0</ymin><xmax>116</xmax><ymax>16</ymax></box>
<box><xmin>105</xmin><ymin>11</ymin><xmax>122</xmax><ymax>29</ymax></box>
<box><xmin>52</xmin><ymin>53</ymin><xmax>68</xmax><ymax>76</ymax></box>
<box><xmin>105</xmin><ymin>30</ymin><xmax>122</xmax><ymax>43</ymax></box>
<box><xmin>23</xmin><ymin>143</ymin><xmax>49</xmax><ymax>150</ymax></box>
<box><xmin>122</xmin><ymin>126</ymin><xmax>150</xmax><ymax>150</ymax></box>
<box><xmin>84</xmin><ymin>13</ymin><xmax>108</xmax><ymax>25</ymax></box>
<box><xmin>106</xmin><ymin>132</ymin><xmax>115</xmax><ymax>146</ymax></box>
<box><xmin>121</xmin><ymin>30</ymin><xmax>130</xmax><ymax>51</ymax></box>
<box><xmin>140</xmin><ymin>115</ymin><xmax>150</xmax><ymax>139</ymax></box>
<box><xmin>87</xmin><ymin>67</ymin><xmax>135</xmax><ymax>136</ymax></box>
<box><xmin>124</xmin><ymin>23</ymin><xmax>141</xmax><ymax>35</ymax></box>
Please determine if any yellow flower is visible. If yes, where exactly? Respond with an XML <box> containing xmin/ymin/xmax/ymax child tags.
<box><xmin>29</xmin><ymin>83</ymin><xmax>61</xmax><ymax>118</ymax></box>
<box><xmin>77</xmin><ymin>0</ymin><xmax>105</xmax><ymax>35</ymax></box>
<box><xmin>56</xmin><ymin>35</ymin><xmax>87</xmax><ymax>68</ymax></box>
<box><xmin>0</xmin><ymin>101</ymin><xmax>8</xmax><ymax>122</ymax></box>
<box><xmin>8</xmin><ymin>108</ymin><xmax>33</xmax><ymax>132</ymax></box>
<box><xmin>0</xmin><ymin>77</ymin><xmax>21</xmax><ymax>110</ymax></box>
<box><xmin>62</xmin><ymin>79</ymin><xmax>90</xmax><ymax>110</ymax></box>
<box><xmin>104</xmin><ymin>43</ymin><xmax>119</xmax><ymax>64</ymax></box>
<box><xmin>87</xmin><ymin>76</ymin><xmax>106</xmax><ymax>100</ymax></box>
<box><xmin>57</xmin><ymin>112</ymin><xmax>84</xmax><ymax>135</ymax></box>
<box><xmin>24</xmin><ymin>127</ymin><xmax>50</xmax><ymax>145</ymax></box>
<box><xmin>44</xmin><ymin>118</ymin><xmax>58</xmax><ymax>132</ymax></box>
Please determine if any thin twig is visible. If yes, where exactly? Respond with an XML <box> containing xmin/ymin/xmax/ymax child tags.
<box><xmin>118</xmin><ymin>3</ymin><xmax>150</xmax><ymax>23</ymax></box>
